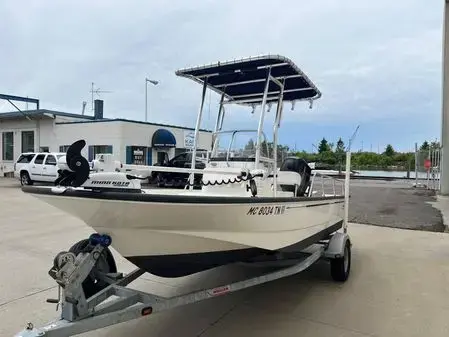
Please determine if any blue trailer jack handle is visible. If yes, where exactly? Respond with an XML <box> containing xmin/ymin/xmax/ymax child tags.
<box><xmin>89</xmin><ymin>233</ymin><xmax>112</xmax><ymax>247</ymax></box>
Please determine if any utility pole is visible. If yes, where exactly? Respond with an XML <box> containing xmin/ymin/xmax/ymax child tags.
<box><xmin>441</xmin><ymin>0</ymin><xmax>449</xmax><ymax>194</ymax></box>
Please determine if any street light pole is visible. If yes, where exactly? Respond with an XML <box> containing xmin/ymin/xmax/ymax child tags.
<box><xmin>145</xmin><ymin>77</ymin><xmax>159</xmax><ymax>122</ymax></box>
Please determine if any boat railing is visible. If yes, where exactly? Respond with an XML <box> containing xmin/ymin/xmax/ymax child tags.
<box><xmin>308</xmin><ymin>172</ymin><xmax>344</xmax><ymax>197</ymax></box>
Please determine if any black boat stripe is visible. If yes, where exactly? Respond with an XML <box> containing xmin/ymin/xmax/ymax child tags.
<box><xmin>21</xmin><ymin>186</ymin><xmax>345</xmax><ymax>205</ymax></box>
<box><xmin>287</xmin><ymin>200</ymin><xmax>345</xmax><ymax>209</ymax></box>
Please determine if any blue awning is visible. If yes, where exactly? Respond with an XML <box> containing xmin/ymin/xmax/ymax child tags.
<box><xmin>152</xmin><ymin>129</ymin><xmax>176</xmax><ymax>147</ymax></box>
<box><xmin>175</xmin><ymin>54</ymin><xmax>321</xmax><ymax>106</ymax></box>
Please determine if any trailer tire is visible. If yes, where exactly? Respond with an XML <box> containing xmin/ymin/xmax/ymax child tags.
<box><xmin>330</xmin><ymin>239</ymin><xmax>351</xmax><ymax>282</ymax></box>
<box><xmin>69</xmin><ymin>239</ymin><xmax>117</xmax><ymax>298</ymax></box>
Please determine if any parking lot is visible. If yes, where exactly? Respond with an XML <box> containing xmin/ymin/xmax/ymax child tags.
<box><xmin>1</xmin><ymin>177</ymin><xmax>449</xmax><ymax>336</ymax></box>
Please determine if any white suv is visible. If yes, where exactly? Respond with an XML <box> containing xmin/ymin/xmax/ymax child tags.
<box><xmin>14</xmin><ymin>152</ymin><xmax>66</xmax><ymax>186</ymax></box>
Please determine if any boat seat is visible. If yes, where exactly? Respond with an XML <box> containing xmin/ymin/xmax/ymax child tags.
<box><xmin>278</xmin><ymin>157</ymin><xmax>312</xmax><ymax>196</ymax></box>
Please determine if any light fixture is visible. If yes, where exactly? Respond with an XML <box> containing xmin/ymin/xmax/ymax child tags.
<box><xmin>251</xmin><ymin>104</ymin><xmax>256</xmax><ymax>114</ymax></box>
<box><xmin>308</xmin><ymin>99</ymin><xmax>313</xmax><ymax>109</ymax></box>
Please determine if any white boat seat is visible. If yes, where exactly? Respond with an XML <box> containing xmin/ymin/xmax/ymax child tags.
<box><xmin>278</xmin><ymin>157</ymin><xmax>312</xmax><ymax>196</ymax></box>
<box><xmin>276</xmin><ymin>171</ymin><xmax>302</xmax><ymax>186</ymax></box>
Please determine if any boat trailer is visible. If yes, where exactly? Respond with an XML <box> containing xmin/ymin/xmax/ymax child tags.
<box><xmin>14</xmin><ymin>230</ymin><xmax>351</xmax><ymax>337</ymax></box>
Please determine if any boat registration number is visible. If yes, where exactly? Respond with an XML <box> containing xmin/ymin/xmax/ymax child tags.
<box><xmin>246</xmin><ymin>205</ymin><xmax>285</xmax><ymax>216</ymax></box>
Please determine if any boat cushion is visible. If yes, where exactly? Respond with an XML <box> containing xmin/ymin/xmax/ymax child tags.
<box><xmin>278</xmin><ymin>157</ymin><xmax>312</xmax><ymax>196</ymax></box>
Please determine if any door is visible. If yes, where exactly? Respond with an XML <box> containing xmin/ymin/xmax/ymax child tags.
<box><xmin>42</xmin><ymin>154</ymin><xmax>59</xmax><ymax>182</ymax></box>
<box><xmin>29</xmin><ymin>154</ymin><xmax>45</xmax><ymax>180</ymax></box>
<box><xmin>157</xmin><ymin>151</ymin><xmax>168</xmax><ymax>165</ymax></box>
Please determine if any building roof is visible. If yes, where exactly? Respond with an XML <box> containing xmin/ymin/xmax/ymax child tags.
<box><xmin>0</xmin><ymin>109</ymin><xmax>95</xmax><ymax>120</ymax></box>
<box><xmin>0</xmin><ymin>109</ymin><xmax>211</xmax><ymax>132</ymax></box>
<box><xmin>55</xmin><ymin>118</ymin><xmax>212</xmax><ymax>132</ymax></box>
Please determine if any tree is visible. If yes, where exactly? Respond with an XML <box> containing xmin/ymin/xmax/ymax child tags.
<box><xmin>318</xmin><ymin>138</ymin><xmax>331</xmax><ymax>153</ymax></box>
<box><xmin>430</xmin><ymin>141</ymin><xmax>440</xmax><ymax>150</ymax></box>
<box><xmin>384</xmin><ymin>144</ymin><xmax>395</xmax><ymax>157</ymax></box>
<box><xmin>335</xmin><ymin>138</ymin><xmax>345</xmax><ymax>154</ymax></box>
<box><xmin>244</xmin><ymin>139</ymin><xmax>255</xmax><ymax>151</ymax></box>
<box><xmin>420</xmin><ymin>141</ymin><xmax>429</xmax><ymax>151</ymax></box>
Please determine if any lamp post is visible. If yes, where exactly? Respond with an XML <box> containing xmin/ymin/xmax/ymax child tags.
<box><xmin>145</xmin><ymin>77</ymin><xmax>159</xmax><ymax>122</ymax></box>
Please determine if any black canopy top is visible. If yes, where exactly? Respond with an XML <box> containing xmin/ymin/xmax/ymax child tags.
<box><xmin>175</xmin><ymin>54</ymin><xmax>321</xmax><ymax>105</ymax></box>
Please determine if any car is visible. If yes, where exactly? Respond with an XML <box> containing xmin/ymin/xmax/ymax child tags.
<box><xmin>151</xmin><ymin>151</ymin><xmax>207</xmax><ymax>188</ymax></box>
<box><xmin>14</xmin><ymin>152</ymin><xmax>66</xmax><ymax>186</ymax></box>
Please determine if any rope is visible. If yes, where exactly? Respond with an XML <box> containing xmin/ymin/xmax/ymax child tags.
<box><xmin>156</xmin><ymin>172</ymin><xmax>260</xmax><ymax>188</ymax></box>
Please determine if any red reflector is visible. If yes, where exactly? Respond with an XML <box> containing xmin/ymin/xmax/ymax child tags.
<box><xmin>209</xmin><ymin>285</ymin><xmax>231</xmax><ymax>297</ymax></box>
<box><xmin>141</xmin><ymin>306</ymin><xmax>153</xmax><ymax>316</ymax></box>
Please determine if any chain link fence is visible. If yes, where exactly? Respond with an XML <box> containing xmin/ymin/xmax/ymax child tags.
<box><xmin>414</xmin><ymin>144</ymin><xmax>441</xmax><ymax>190</ymax></box>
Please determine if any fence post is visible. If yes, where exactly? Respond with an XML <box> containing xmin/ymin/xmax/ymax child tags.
<box><xmin>415</xmin><ymin>142</ymin><xmax>418</xmax><ymax>187</ymax></box>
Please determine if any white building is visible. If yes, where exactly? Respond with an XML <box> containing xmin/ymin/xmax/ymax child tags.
<box><xmin>0</xmin><ymin>103</ymin><xmax>212</xmax><ymax>176</ymax></box>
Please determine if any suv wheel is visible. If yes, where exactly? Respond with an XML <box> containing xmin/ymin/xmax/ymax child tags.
<box><xmin>20</xmin><ymin>172</ymin><xmax>33</xmax><ymax>186</ymax></box>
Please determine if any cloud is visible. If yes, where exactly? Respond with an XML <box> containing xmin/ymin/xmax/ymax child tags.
<box><xmin>0</xmin><ymin>0</ymin><xmax>444</xmax><ymax>151</ymax></box>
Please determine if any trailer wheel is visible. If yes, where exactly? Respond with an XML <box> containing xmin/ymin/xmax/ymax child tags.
<box><xmin>330</xmin><ymin>239</ymin><xmax>351</xmax><ymax>282</ymax></box>
<box><xmin>69</xmin><ymin>239</ymin><xmax>117</xmax><ymax>298</ymax></box>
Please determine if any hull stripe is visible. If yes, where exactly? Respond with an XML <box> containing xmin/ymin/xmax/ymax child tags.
<box><xmin>22</xmin><ymin>186</ymin><xmax>345</xmax><ymax>205</ymax></box>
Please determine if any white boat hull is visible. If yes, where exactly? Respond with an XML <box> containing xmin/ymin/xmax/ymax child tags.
<box><xmin>24</xmin><ymin>187</ymin><xmax>344</xmax><ymax>277</ymax></box>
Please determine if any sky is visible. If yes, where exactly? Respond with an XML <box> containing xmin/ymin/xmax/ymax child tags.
<box><xmin>0</xmin><ymin>0</ymin><xmax>444</xmax><ymax>153</ymax></box>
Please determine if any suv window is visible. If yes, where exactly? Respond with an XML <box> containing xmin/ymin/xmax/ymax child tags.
<box><xmin>34</xmin><ymin>154</ymin><xmax>46</xmax><ymax>165</ymax></box>
<box><xmin>45</xmin><ymin>155</ymin><xmax>57</xmax><ymax>165</ymax></box>
<box><xmin>17</xmin><ymin>154</ymin><xmax>36</xmax><ymax>163</ymax></box>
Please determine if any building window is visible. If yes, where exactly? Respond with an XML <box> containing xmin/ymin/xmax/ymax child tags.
<box><xmin>59</xmin><ymin>145</ymin><xmax>70</xmax><ymax>153</ymax></box>
<box><xmin>21</xmin><ymin>131</ymin><xmax>34</xmax><ymax>153</ymax></box>
<box><xmin>2</xmin><ymin>132</ymin><xmax>14</xmax><ymax>161</ymax></box>
<box><xmin>40</xmin><ymin>147</ymin><xmax>49</xmax><ymax>152</ymax></box>
<box><xmin>126</xmin><ymin>146</ymin><xmax>150</xmax><ymax>165</ymax></box>
<box><xmin>88</xmin><ymin>145</ymin><xmax>113</xmax><ymax>161</ymax></box>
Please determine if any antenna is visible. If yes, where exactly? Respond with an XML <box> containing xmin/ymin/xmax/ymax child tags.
<box><xmin>90</xmin><ymin>82</ymin><xmax>112</xmax><ymax>112</ymax></box>
<box><xmin>346</xmin><ymin>125</ymin><xmax>360</xmax><ymax>151</ymax></box>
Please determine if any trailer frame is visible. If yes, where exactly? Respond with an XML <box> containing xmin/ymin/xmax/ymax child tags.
<box><xmin>14</xmin><ymin>230</ymin><xmax>351</xmax><ymax>337</ymax></box>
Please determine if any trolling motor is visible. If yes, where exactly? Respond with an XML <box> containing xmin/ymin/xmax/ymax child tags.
<box><xmin>54</xmin><ymin>140</ymin><xmax>142</xmax><ymax>192</ymax></box>
<box><xmin>55</xmin><ymin>140</ymin><xmax>90</xmax><ymax>187</ymax></box>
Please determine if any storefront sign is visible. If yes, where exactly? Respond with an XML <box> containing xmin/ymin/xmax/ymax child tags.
<box><xmin>184</xmin><ymin>131</ymin><xmax>195</xmax><ymax>149</ymax></box>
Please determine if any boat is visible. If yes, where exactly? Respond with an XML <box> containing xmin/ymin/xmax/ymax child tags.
<box><xmin>21</xmin><ymin>54</ymin><xmax>346</xmax><ymax>278</ymax></box>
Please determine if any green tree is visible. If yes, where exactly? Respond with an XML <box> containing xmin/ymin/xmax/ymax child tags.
<box><xmin>318</xmin><ymin>150</ymin><xmax>337</xmax><ymax>165</ymax></box>
<box><xmin>335</xmin><ymin>138</ymin><xmax>345</xmax><ymax>154</ymax></box>
<box><xmin>430</xmin><ymin>141</ymin><xmax>440</xmax><ymax>150</ymax></box>
<box><xmin>384</xmin><ymin>144</ymin><xmax>395</xmax><ymax>157</ymax></box>
<box><xmin>420</xmin><ymin>141</ymin><xmax>429</xmax><ymax>151</ymax></box>
<box><xmin>244</xmin><ymin>139</ymin><xmax>255</xmax><ymax>151</ymax></box>
<box><xmin>318</xmin><ymin>138</ymin><xmax>331</xmax><ymax>153</ymax></box>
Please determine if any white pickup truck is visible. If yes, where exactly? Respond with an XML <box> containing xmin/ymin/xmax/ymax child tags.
<box><xmin>14</xmin><ymin>152</ymin><xmax>66</xmax><ymax>186</ymax></box>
